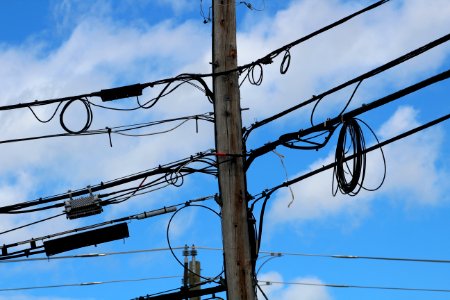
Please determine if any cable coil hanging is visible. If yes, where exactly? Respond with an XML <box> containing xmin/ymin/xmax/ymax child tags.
<box><xmin>333</xmin><ymin>118</ymin><xmax>366</xmax><ymax>196</ymax></box>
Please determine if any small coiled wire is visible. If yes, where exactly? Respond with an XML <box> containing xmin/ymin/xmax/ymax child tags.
<box><xmin>59</xmin><ymin>98</ymin><xmax>93</xmax><ymax>134</ymax></box>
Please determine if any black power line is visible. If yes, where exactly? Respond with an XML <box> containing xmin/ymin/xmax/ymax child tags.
<box><xmin>0</xmin><ymin>151</ymin><xmax>217</xmax><ymax>214</ymax></box>
<box><xmin>0</xmin><ymin>112</ymin><xmax>213</xmax><ymax>145</ymax></box>
<box><xmin>246</xmin><ymin>68</ymin><xmax>450</xmax><ymax>168</ymax></box>
<box><xmin>243</xmin><ymin>32</ymin><xmax>450</xmax><ymax>139</ymax></box>
<box><xmin>0</xmin><ymin>196</ymin><xmax>214</xmax><ymax>260</ymax></box>
<box><xmin>252</xmin><ymin>109</ymin><xmax>450</xmax><ymax>259</ymax></box>
<box><xmin>0</xmin><ymin>0</ymin><xmax>389</xmax><ymax>116</ymax></box>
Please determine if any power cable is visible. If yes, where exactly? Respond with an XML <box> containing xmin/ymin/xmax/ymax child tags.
<box><xmin>0</xmin><ymin>276</ymin><xmax>182</xmax><ymax>292</ymax></box>
<box><xmin>166</xmin><ymin>203</ymin><xmax>224</xmax><ymax>283</ymax></box>
<box><xmin>259</xmin><ymin>280</ymin><xmax>450</xmax><ymax>294</ymax></box>
<box><xmin>4</xmin><ymin>245</ymin><xmax>450</xmax><ymax>265</ymax></box>
<box><xmin>0</xmin><ymin>150</ymin><xmax>218</xmax><ymax>213</ymax></box>
<box><xmin>0</xmin><ymin>213</ymin><xmax>64</xmax><ymax>236</ymax></box>
<box><xmin>0</xmin><ymin>246</ymin><xmax>186</xmax><ymax>263</ymax></box>
<box><xmin>246</xmin><ymin>68</ymin><xmax>450</xmax><ymax>168</ymax></box>
<box><xmin>238</xmin><ymin>0</ymin><xmax>391</xmax><ymax>87</ymax></box>
<box><xmin>250</xmin><ymin>110</ymin><xmax>450</xmax><ymax>259</ymax></box>
<box><xmin>0</xmin><ymin>0</ymin><xmax>389</xmax><ymax>115</ymax></box>
<box><xmin>0</xmin><ymin>196</ymin><xmax>215</xmax><ymax>260</ymax></box>
<box><xmin>244</xmin><ymin>32</ymin><xmax>450</xmax><ymax>140</ymax></box>
<box><xmin>0</xmin><ymin>112</ymin><xmax>213</xmax><ymax>146</ymax></box>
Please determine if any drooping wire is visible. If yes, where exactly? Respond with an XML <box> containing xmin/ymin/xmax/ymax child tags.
<box><xmin>165</xmin><ymin>203</ymin><xmax>224</xmax><ymax>283</ymax></box>
<box><xmin>0</xmin><ymin>196</ymin><xmax>215</xmax><ymax>260</ymax></box>
<box><xmin>200</xmin><ymin>0</ymin><xmax>212</xmax><ymax>24</ymax></box>
<box><xmin>311</xmin><ymin>80</ymin><xmax>363</xmax><ymax>126</ymax></box>
<box><xmin>0</xmin><ymin>1</ymin><xmax>391</xmax><ymax>117</ymax></box>
<box><xmin>237</xmin><ymin>0</ymin><xmax>390</xmax><ymax>87</ymax></box>
<box><xmin>0</xmin><ymin>112</ymin><xmax>214</xmax><ymax>146</ymax></box>
<box><xmin>28</xmin><ymin>102</ymin><xmax>63</xmax><ymax>123</ymax></box>
<box><xmin>249</xmin><ymin>110</ymin><xmax>450</xmax><ymax>264</ymax></box>
<box><xmin>0</xmin><ymin>150</ymin><xmax>219</xmax><ymax>214</ymax></box>
<box><xmin>245</xmin><ymin>68</ymin><xmax>450</xmax><ymax>168</ymax></box>
<box><xmin>355</xmin><ymin>118</ymin><xmax>386</xmax><ymax>192</ymax></box>
<box><xmin>244</xmin><ymin>32</ymin><xmax>450</xmax><ymax>141</ymax></box>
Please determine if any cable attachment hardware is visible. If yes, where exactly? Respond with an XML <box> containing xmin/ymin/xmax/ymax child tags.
<box><xmin>64</xmin><ymin>187</ymin><xmax>103</xmax><ymax>220</ymax></box>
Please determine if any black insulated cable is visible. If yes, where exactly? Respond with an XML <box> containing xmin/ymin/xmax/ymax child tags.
<box><xmin>59</xmin><ymin>98</ymin><xmax>93</xmax><ymax>134</ymax></box>
<box><xmin>333</xmin><ymin>118</ymin><xmax>366</xmax><ymax>196</ymax></box>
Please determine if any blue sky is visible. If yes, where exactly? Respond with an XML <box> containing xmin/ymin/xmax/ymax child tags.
<box><xmin>0</xmin><ymin>0</ymin><xmax>450</xmax><ymax>299</ymax></box>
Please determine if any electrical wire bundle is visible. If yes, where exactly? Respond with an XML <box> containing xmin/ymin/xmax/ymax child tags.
<box><xmin>332</xmin><ymin>118</ymin><xmax>366</xmax><ymax>196</ymax></box>
<box><xmin>0</xmin><ymin>151</ymin><xmax>219</xmax><ymax>214</ymax></box>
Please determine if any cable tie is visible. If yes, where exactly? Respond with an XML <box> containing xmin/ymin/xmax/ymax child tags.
<box><xmin>106</xmin><ymin>127</ymin><xmax>113</xmax><ymax>147</ymax></box>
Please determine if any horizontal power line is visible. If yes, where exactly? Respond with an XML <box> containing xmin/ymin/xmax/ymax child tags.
<box><xmin>244</xmin><ymin>31</ymin><xmax>450</xmax><ymax>138</ymax></box>
<box><xmin>246</xmin><ymin>68</ymin><xmax>450</xmax><ymax>167</ymax></box>
<box><xmin>0</xmin><ymin>150</ymin><xmax>217</xmax><ymax>213</ymax></box>
<box><xmin>0</xmin><ymin>112</ymin><xmax>214</xmax><ymax>145</ymax></box>
<box><xmin>259</xmin><ymin>280</ymin><xmax>450</xmax><ymax>294</ymax></box>
<box><xmin>0</xmin><ymin>276</ymin><xmax>181</xmax><ymax>292</ymax></box>
<box><xmin>0</xmin><ymin>196</ymin><xmax>213</xmax><ymax>259</ymax></box>
<box><xmin>0</xmin><ymin>1</ymin><xmax>389</xmax><ymax>113</ymax></box>
<box><xmin>4</xmin><ymin>245</ymin><xmax>450</xmax><ymax>265</ymax></box>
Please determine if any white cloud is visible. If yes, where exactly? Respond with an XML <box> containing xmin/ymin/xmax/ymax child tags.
<box><xmin>156</xmin><ymin>0</ymin><xmax>192</xmax><ymax>14</ymax></box>
<box><xmin>258</xmin><ymin>272</ymin><xmax>332</xmax><ymax>300</ymax></box>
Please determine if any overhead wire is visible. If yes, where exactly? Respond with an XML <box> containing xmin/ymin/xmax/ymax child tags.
<box><xmin>238</xmin><ymin>0</ymin><xmax>391</xmax><ymax>87</ymax></box>
<box><xmin>0</xmin><ymin>0</ymin><xmax>389</xmax><ymax>117</ymax></box>
<box><xmin>0</xmin><ymin>150</ymin><xmax>218</xmax><ymax>214</ymax></box>
<box><xmin>0</xmin><ymin>195</ymin><xmax>215</xmax><ymax>260</ymax></box>
<box><xmin>259</xmin><ymin>280</ymin><xmax>450</xmax><ymax>294</ymax></box>
<box><xmin>244</xmin><ymin>32</ymin><xmax>450</xmax><ymax>140</ymax></box>
<box><xmin>165</xmin><ymin>203</ymin><xmax>224</xmax><ymax>283</ymax></box>
<box><xmin>245</xmin><ymin>68</ymin><xmax>450</xmax><ymax>168</ymax></box>
<box><xmin>0</xmin><ymin>112</ymin><xmax>214</xmax><ymax>146</ymax></box>
<box><xmin>250</xmin><ymin>109</ymin><xmax>450</xmax><ymax>260</ymax></box>
<box><xmin>7</xmin><ymin>245</ymin><xmax>450</xmax><ymax>265</ymax></box>
<box><xmin>0</xmin><ymin>213</ymin><xmax>64</xmax><ymax>236</ymax></box>
<box><xmin>0</xmin><ymin>276</ymin><xmax>182</xmax><ymax>292</ymax></box>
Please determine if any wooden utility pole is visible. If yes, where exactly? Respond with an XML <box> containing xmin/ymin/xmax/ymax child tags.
<box><xmin>212</xmin><ymin>1</ymin><xmax>256</xmax><ymax>299</ymax></box>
